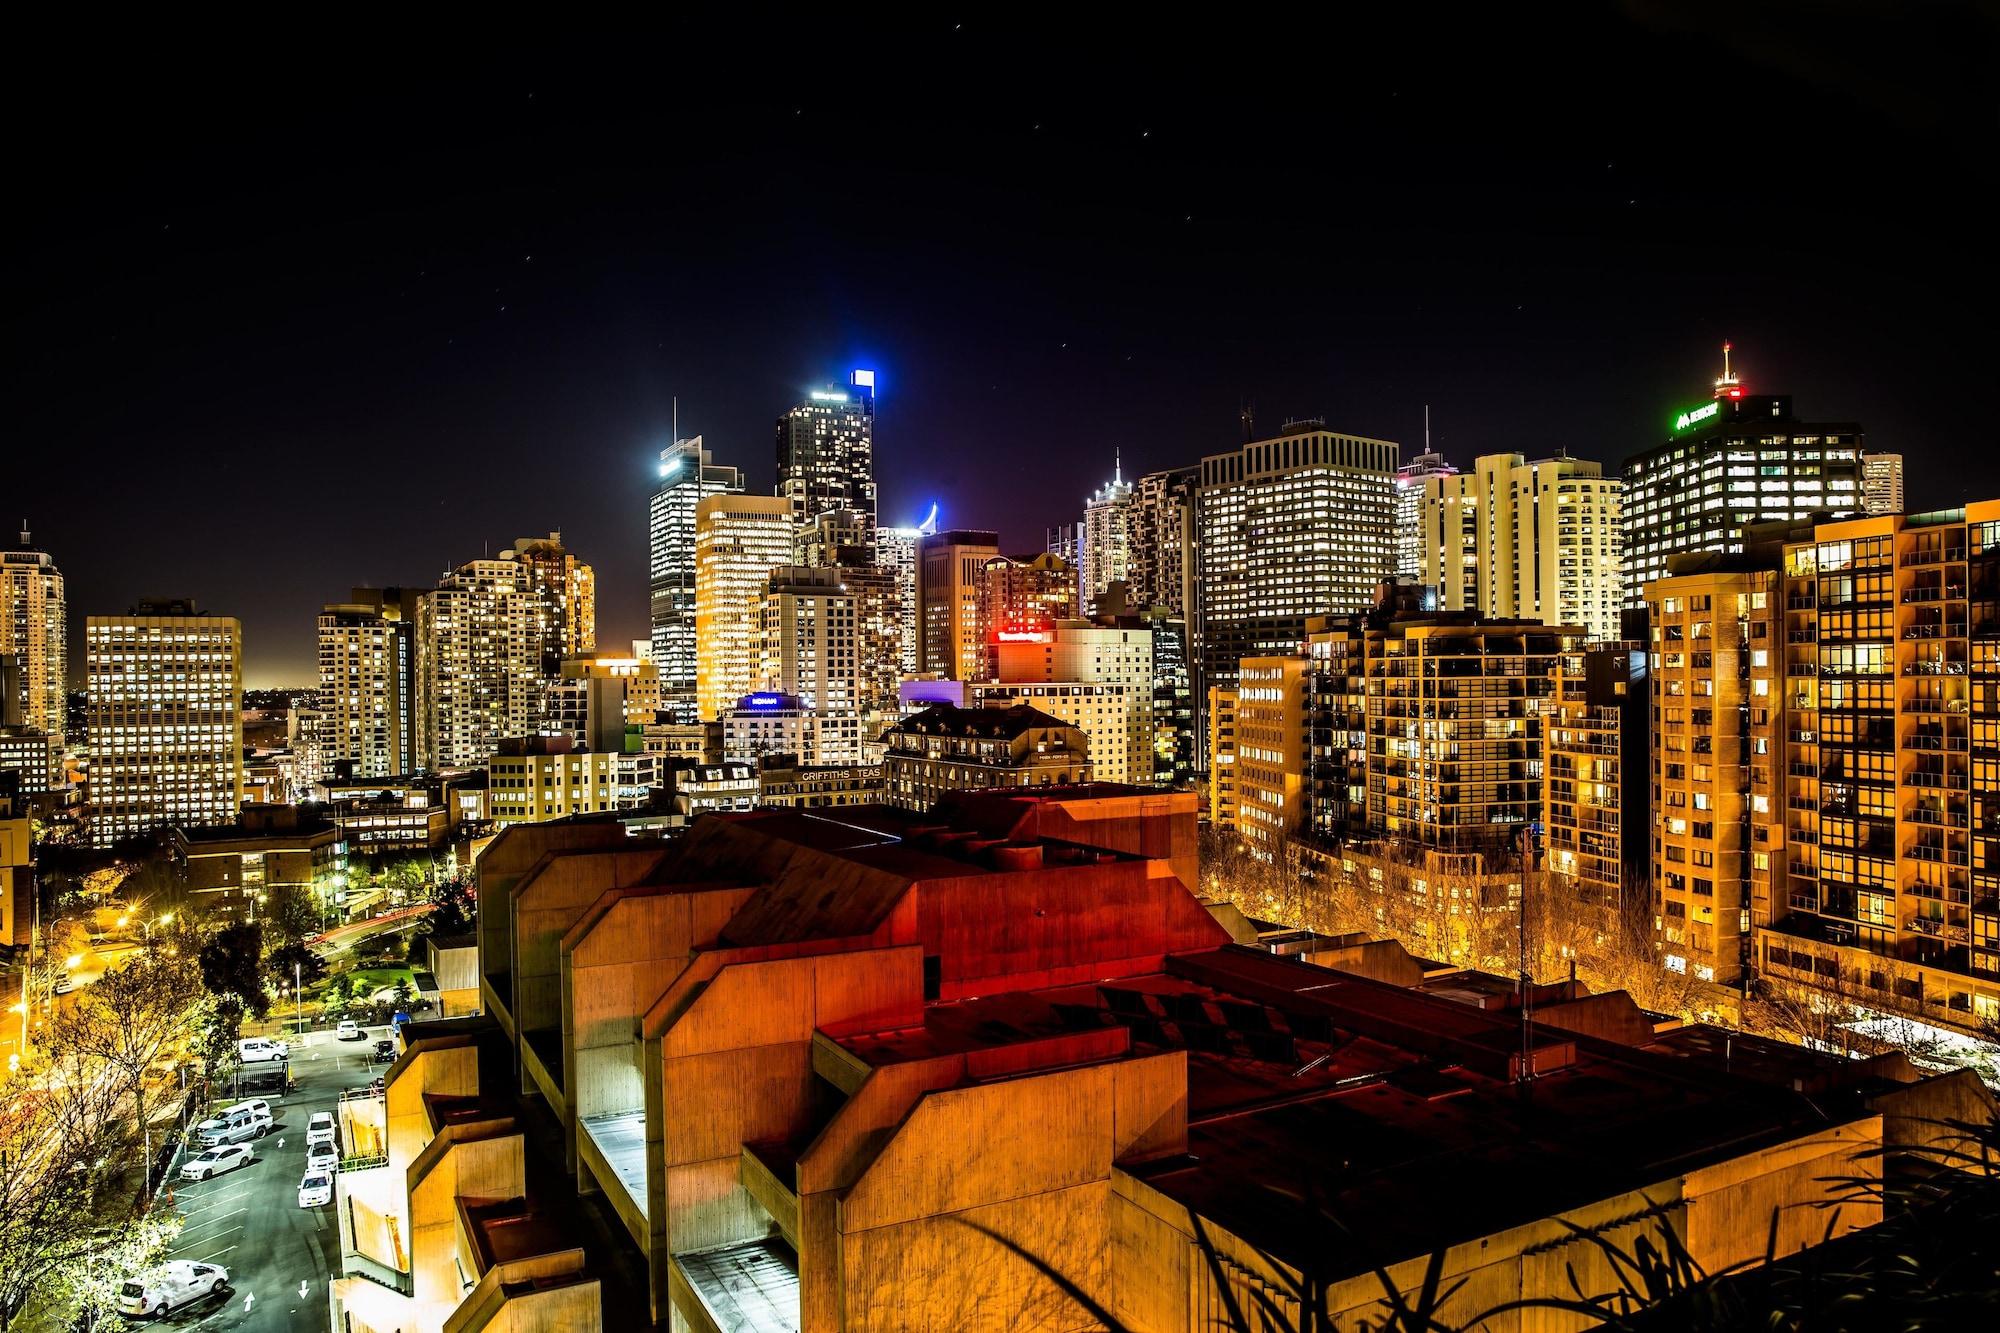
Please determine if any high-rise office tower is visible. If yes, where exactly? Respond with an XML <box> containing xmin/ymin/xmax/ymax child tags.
<box><xmin>876</xmin><ymin>503</ymin><xmax>937</xmax><ymax>680</ymax></box>
<box><xmin>1045</xmin><ymin>523</ymin><xmax>1079</xmax><ymax>570</ymax></box>
<box><xmin>650</xmin><ymin>436</ymin><xmax>745</xmax><ymax>724</ymax></box>
<box><xmin>1862</xmin><ymin>452</ymin><xmax>1906</xmax><ymax>516</ymax></box>
<box><xmin>1080</xmin><ymin>454</ymin><xmax>1135</xmax><ymax>614</ymax></box>
<box><xmin>1129</xmin><ymin>466</ymin><xmax>1199</xmax><ymax>616</ymax></box>
<box><xmin>974</xmin><ymin>553</ymin><xmax>1078</xmax><ymax>676</ymax></box>
<box><xmin>1622</xmin><ymin>345</ymin><xmax>1863</xmax><ymax>607</ymax></box>
<box><xmin>317</xmin><ymin>587</ymin><xmax>422</xmax><ymax>780</ymax></box>
<box><xmin>1395</xmin><ymin>446</ymin><xmax>1458</xmax><ymax>588</ymax></box>
<box><xmin>1</xmin><ymin>525</ymin><xmax>65</xmax><ymax>738</ymax></box>
<box><xmin>793</xmin><ymin>507</ymin><xmax>875</xmax><ymax>569</ymax></box>
<box><xmin>504</xmin><ymin>532</ymin><xmax>596</xmax><ymax>675</ymax></box>
<box><xmin>776</xmin><ymin>371</ymin><xmax>877</xmax><ymax>530</ymax></box>
<box><xmin>918</xmin><ymin>529</ymin><xmax>1001</xmax><ymax>681</ymax></box>
<box><xmin>694</xmin><ymin>494</ymin><xmax>794</xmax><ymax>721</ymax></box>
<box><xmin>85</xmin><ymin>600</ymin><xmax>244</xmax><ymax>847</ymax></box>
<box><xmin>1420</xmin><ymin>452</ymin><xmax>1625</xmax><ymax>642</ymax></box>
<box><xmin>416</xmin><ymin>556</ymin><xmax>541</xmax><ymax>770</ymax></box>
<box><xmin>1195</xmin><ymin>419</ymin><xmax>1397</xmax><ymax>752</ymax></box>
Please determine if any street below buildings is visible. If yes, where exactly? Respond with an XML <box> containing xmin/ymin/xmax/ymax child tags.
<box><xmin>147</xmin><ymin>1026</ymin><xmax>392</xmax><ymax>1330</ymax></box>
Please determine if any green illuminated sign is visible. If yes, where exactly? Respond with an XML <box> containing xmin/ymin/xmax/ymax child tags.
<box><xmin>1673</xmin><ymin>401</ymin><xmax>1721</xmax><ymax>432</ymax></box>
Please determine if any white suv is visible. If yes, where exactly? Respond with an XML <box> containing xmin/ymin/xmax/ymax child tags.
<box><xmin>306</xmin><ymin>1111</ymin><xmax>338</xmax><ymax>1149</ymax></box>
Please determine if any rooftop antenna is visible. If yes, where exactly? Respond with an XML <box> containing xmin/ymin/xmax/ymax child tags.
<box><xmin>1114</xmin><ymin>446</ymin><xmax>1122</xmax><ymax>487</ymax></box>
<box><xmin>1713</xmin><ymin>340</ymin><xmax>1742</xmax><ymax>399</ymax></box>
<box><xmin>673</xmin><ymin>395</ymin><xmax>679</xmax><ymax>448</ymax></box>
<box><xmin>1424</xmin><ymin>405</ymin><xmax>1431</xmax><ymax>455</ymax></box>
<box><xmin>1240</xmin><ymin>400</ymin><xmax>1256</xmax><ymax>445</ymax></box>
<box><xmin>18</xmin><ymin>519</ymin><xmax>28</xmax><ymax>546</ymax></box>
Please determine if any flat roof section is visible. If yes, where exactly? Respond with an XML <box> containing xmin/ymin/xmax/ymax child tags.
<box><xmin>678</xmin><ymin>1238</ymin><xmax>800</xmax><ymax>1333</ymax></box>
<box><xmin>580</xmin><ymin>1111</ymin><xmax>648</xmax><ymax>1221</ymax></box>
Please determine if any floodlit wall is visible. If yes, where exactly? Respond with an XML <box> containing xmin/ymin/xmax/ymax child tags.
<box><xmin>474</xmin><ymin>821</ymin><xmax>633</xmax><ymax>1031</ymax></box>
<box><xmin>828</xmin><ymin>1055</ymin><xmax>1186</xmax><ymax>1332</ymax></box>
<box><xmin>560</xmin><ymin>883</ymin><xmax>756</xmax><ymax>1168</ymax></box>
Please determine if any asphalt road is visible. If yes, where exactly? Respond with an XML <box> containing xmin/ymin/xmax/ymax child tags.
<box><xmin>147</xmin><ymin>1026</ymin><xmax>392</xmax><ymax>1331</ymax></box>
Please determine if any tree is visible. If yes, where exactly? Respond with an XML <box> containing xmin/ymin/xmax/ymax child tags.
<box><xmin>265</xmin><ymin>940</ymin><xmax>327</xmax><ymax>991</ymax></box>
<box><xmin>391</xmin><ymin>979</ymin><xmax>415</xmax><ymax>1013</ymax></box>
<box><xmin>43</xmin><ymin>945</ymin><xmax>208</xmax><ymax>1189</ymax></box>
<box><xmin>427</xmin><ymin>876</ymin><xmax>476</xmax><ymax>937</ymax></box>
<box><xmin>198</xmin><ymin>921</ymin><xmax>268</xmax><ymax>1019</ymax></box>
<box><xmin>0</xmin><ymin>1047</ymin><xmax>129</xmax><ymax>1332</ymax></box>
<box><xmin>36</xmin><ymin>1211</ymin><xmax>183</xmax><ymax>1333</ymax></box>
<box><xmin>261</xmin><ymin>884</ymin><xmax>323</xmax><ymax>947</ymax></box>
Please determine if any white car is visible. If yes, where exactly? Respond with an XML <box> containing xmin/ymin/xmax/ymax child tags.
<box><xmin>336</xmin><ymin>1020</ymin><xmax>362</xmax><ymax>1041</ymax></box>
<box><xmin>306</xmin><ymin>1110</ymin><xmax>338</xmax><ymax>1149</ymax></box>
<box><xmin>117</xmin><ymin>1260</ymin><xmax>229</xmax><ymax>1315</ymax></box>
<box><xmin>298</xmin><ymin>1169</ymin><xmax>333</xmax><ymax>1208</ymax></box>
<box><xmin>180</xmin><ymin>1143</ymin><xmax>254</xmax><ymax>1181</ymax></box>
<box><xmin>52</xmin><ymin>973</ymin><xmax>73</xmax><ymax>996</ymax></box>
<box><xmin>306</xmin><ymin>1140</ymin><xmax>338</xmax><ymax>1174</ymax></box>
<box><xmin>237</xmin><ymin>1036</ymin><xmax>289</xmax><ymax>1063</ymax></box>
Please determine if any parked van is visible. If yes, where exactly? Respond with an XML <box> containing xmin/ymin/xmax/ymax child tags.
<box><xmin>194</xmin><ymin>1102</ymin><xmax>273</xmax><ymax>1146</ymax></box>
<box><xmin>237</xmin><ymin>1036</ymin><xmax>288</xmax><ymax>1064</ymax></box>
<box><xmin>117</xmin><ymin>1260</ymin><xmax>229</xmax><ymax>1315</ymax></box>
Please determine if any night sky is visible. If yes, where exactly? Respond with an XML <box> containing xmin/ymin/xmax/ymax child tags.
<box><xmin>8</xmin><ymin>7</ymin><xmax>1995</xmax><ymax>687</ymax></box>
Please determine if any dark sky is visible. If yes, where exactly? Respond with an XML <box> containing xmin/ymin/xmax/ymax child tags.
<box><xmin>8</xmin><ymin>5</ymin><xmax>1996</xmax><ymax>687</ymax></box>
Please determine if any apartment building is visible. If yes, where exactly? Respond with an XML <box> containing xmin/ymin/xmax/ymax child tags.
<box><xmin>693</xmin><ymin>494</ymin><xmax>794</xmax><ymax>721</ymax></box>
<box><xmin>1543</xmin><ymin>641</ymin><xmax>1650</xmax><ymax>906</ymax></box>
<box><xmin>1421</xmin><ymin>452</ymin><xmax>1625</xmax><ymax>642</ymax></box>
<box><xmin>1207</xmin><ymin>686</ymin><xmax>1238</xmax><ymax>829</ymax></box>
<box><xmin>1234</xmin><ymin>656</ymin><xmax>1309</xmax><ymax>857</ymax></box>
<box><xmin>1645</xmin><ymin>568</ymin><xmax>1782</xmax><ymax>986</ymax></box>
<box><xmin>1762</xmin><ymin>505</ymin><xmax>2000</xmax><ymax>1028</ymax></box>
<box><xmin>968</xmin><ymin>682</ymin><xmax>1140</xmax><ymax>783</ymax></box>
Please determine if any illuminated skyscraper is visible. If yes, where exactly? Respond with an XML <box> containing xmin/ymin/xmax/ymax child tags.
<box><xmin>85</xmin><ymin>600</ymin><xmax>244</xmax><ymax>847</ymax></box>
<box><xmin>776</xmin><ymin>371</ymin><xmax>877</xmax><ymax>530</ymax></box>
<box><xmin>0</xmin><ymin>524</ymin><xmax>65</xmax><ymax>738</ymax></box>
<box><xmin>694</xmin><ymin>494</ymin><xmax>794</xmax><ymax>721</ymax></box>
<box><xmin>1420</xmin><ymin>452</ymin><xmax>1625</xmax><ymax>642</ymax></box>
<box><xmin>1129</xmin><ymin>466</ymin><xmax>1198</xmax><ymax>616</ymax></box>
<box><xmin>918</xmin><ymin>529</ymin><xmax>1000</xmax><ymax>681</ymax></box>
<box><xmin>649</xmin><ymin>436</ymin><xmax>744</xmax><ymax>724</ymax></box>
<box><xmin>1395</xmin><ymin>443</ymin><xmax>1457</xmax><ymax>588</ymax></box>
<box><xmin>1862</xmin><ymin>452</ymin><xmax>1905</xmax><ymax>516</ymax></box>
<box><xmin>1080</xmin><ymin>453</ymin><xmax>1135</xmax><ymax>614</ymax></box>
<box><xmin>1622</xmin><ymin>345</ymin><xmax>1864</xmax><ymax>607</ymax></box>
<box><xmin>317</xmin><ymin>587</ymin><xmax>422</xmax><ymax>780</ymax></box>
<box><xmin>1194</xmin><ymin>419</ymin><xmax>1398</xmax><ymax>754</ymax></box>
<box><xmin>876</xmin><ymin>503</ymin><xmax>937</xmax><ymax>679</ymax></box>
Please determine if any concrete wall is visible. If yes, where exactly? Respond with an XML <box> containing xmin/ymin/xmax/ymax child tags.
<box><xmin>828</xmin><ymin>1056</ymin><xmax>1186</xmax><ymax>1332</ymax></box>
<box><xmin>474</xmin><ymin>822</ymin><xmax>634</xmax><ymax>1029</ymax></box>
<box><xmin>639</xmin><ymin>945</ymin><xmax>924</xmax><ymax>1323</ymax></box>
<box><xmin>559</xmin><ymin>883</ymin><xmax>756</xmax><ymax>1169</ymax></box>
<box><xmin>510</xmin><ymin>846</ymin><xmax>670</xmax><ymax>1091</ymax></box>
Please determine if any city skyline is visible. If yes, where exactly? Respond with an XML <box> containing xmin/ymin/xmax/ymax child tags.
<box><xmin>9</xmin><ymin>11</ymin><xmax>1991</xmax><ymax>686</ymax></box>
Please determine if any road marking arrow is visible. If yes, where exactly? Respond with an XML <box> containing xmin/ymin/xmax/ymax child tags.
<box><xmin>243</xmin><ymin>1291</ymin><xmax>254</xmax><ymax>1312</ymax></box>
<box><xmin>299</xmin><ymin>1279</ymin><xmax>310</xmax><ymax>1300</ymax></box>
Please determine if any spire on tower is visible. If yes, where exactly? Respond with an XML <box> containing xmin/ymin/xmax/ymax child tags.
<box><xmin>1114</xmin><ymin>447</ymin><xmax>1122</xmax><ymax>487</ymax></box>
<box><xmin>1713</xmin><ymin>341</ymin><xmax>1743</xmax><ymax>399</ymax></box>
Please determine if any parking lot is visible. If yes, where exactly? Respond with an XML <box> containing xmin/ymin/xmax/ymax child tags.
<box><xmin>147</xmin><ymin>1025</ymin><xmax>392</xmax><ymax>1329</ymax></box>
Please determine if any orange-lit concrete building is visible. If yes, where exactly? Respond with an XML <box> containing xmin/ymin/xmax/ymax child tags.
<box><xmin>475</xmin><ymin>794</ymin><xmax>1985</xmax><ymax>1330</ymax></box>
<box><xmin>329</xmin><ymin>1021</ymin><xmax>605</xmax><ymax>1332</ymax></box>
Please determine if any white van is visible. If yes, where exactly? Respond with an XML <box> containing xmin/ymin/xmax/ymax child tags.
<box><xmin>117</xmin><ymin>1260</ymin><xmax>229</xmax><ymax>1315</ymax></box>
<box><xmin>195</xmin><ymin>1102</ymin><xmax>273</xmax><ymax>1146</ymax></box>
<box><xmin>237</xmin><ymin>1036</ymin><xmax>288</xmax><ymax>1063</ymax></box>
